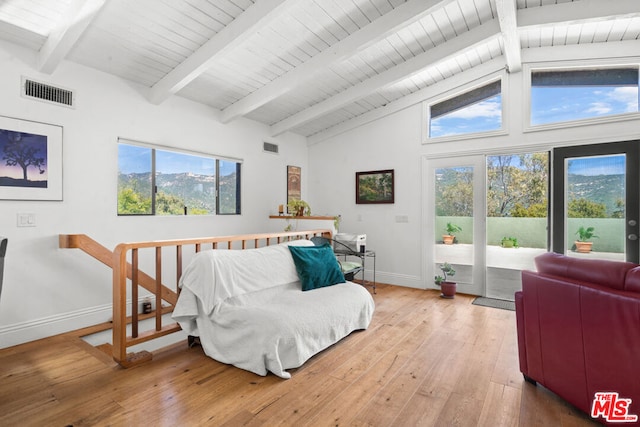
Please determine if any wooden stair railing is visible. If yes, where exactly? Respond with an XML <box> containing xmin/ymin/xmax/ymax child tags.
<box><xmin>60</xmin><ymin>229</ymin><xmax>332</xmax><ymax>368</ymax></box>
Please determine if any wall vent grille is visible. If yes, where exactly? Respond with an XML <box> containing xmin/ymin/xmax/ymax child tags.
<box><xmin>22</xmin><ymin>77</ymin><xmax>75</xmax><ymax>108</ymax></box>
<box><xmin>263</xmin><ymin>142</ymin><xmax>279</xmax><ymax>154</ymax></box>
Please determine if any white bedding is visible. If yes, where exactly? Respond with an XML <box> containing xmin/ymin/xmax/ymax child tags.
<box><xmin>172</xmin><ymin>241</ymin><xmax>375</xmax><ymax>379</ymax></box>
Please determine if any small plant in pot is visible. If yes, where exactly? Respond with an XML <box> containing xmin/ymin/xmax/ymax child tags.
<box><xmin>434</xmin><ymin>262</ymin><xmax>456</xmax><ymax>299</ymax></box>
<box><xmin>287</xmin><ymin>199</ymin><xmax>311</xmax><ymax>217</ymax></box>
<box><xmin>575</xmin><ymin>226</ymin><xmax>598</xmax><ymax>253</ymax></box>
<box><xmin>443</xmin><ymin>223</ymin><xmax>462</xmax><ymax>245</ymax></box>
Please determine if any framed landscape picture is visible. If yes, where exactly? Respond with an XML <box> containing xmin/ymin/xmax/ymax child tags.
<box><xmin>0</xmin><ymin>116</ymin><xmax>63</xmax><ymax>201</ymax></box>
<box><xmin>356</xmin><ymin>169</ymin><xmax>394</xmax><ymax>204</ymax></box>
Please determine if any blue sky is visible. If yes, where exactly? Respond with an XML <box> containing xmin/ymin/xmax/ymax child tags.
<box><xmin>118</xmin><ymin>144</ymin><xmax>237</xmax><ymax>176</ymax></box>
<box><xmin>568</xmin><ymin>154</ymin><xmax>625</xmax><ymax>176</ymax></box>
<box><xmin>430</xmin><ymin>84</ymin><xmax>638</xmax><ymax>138</ymax></box>
<box><xmin>531</xmin><ymin>86</ymin><xmax>638</xmax><ymax>126</ymax></box>
<box><xmin>430</xmin><ymin>95</ymin><xmax>502</xmax><ymax>138</ymax></box>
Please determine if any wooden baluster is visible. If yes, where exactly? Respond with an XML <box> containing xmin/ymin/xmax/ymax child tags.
<box><xmin>176</xmin><ymin>245</ymin><xmax>182</xmax><ymax>294</ymax></box>
<box><xmin>213</xmin><ymin>242</ymin><xmax>217</xmax><ymax>249</ymax></box>
<box><xmin>195</xmin><ymin>243</ymin><xmax>201</xmax><ymax>253</ymax></box>
<box><xmin>242</xmin><ymin>240</ymin><xmax>246</xmax><ymax>249</ymax></box>
<box><xmin>132</xmin><ymin>248</ymin><xmax>139</xmax><ymax>338</ymax></box>
<box><xmin>155</xmin><ymin>247</ymin><xmax>162</xmax><ymax>331</ymax></box>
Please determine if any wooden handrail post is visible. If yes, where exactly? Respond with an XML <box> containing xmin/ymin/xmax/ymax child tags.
<box><xmin>112</xmin><ymin>244</ymin><xmax>128</xmax><ymax>365</ymax></box>
<box><xmin>132</xmin><ymin>248</ymin><xmax>138</xmax><ymax>338</ymax></box>
<box><xmin>155</xmin><ymin>247</ymin><xmax>162</xmax><ymax>331</ymax></box>
<box><xmin>176</xmin><ymin>245</ymin><xmax>182</xmax><ymax>294</ymax></box>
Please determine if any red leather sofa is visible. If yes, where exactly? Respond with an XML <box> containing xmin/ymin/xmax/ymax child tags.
<box><xmin>516</xmin><ymin>252</ymin><xmax>640</xmax><ymax>423</ymax></box>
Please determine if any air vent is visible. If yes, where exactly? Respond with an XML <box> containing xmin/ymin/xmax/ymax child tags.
<box><xmin>263</xmin><ymin>141</ymin><xmax>279</xmax><ymax>154</ymax></box>
<box><xmin>22</xmin><ymin>77</ymin><xmax>75</xmax><ymax>108</ymax></box>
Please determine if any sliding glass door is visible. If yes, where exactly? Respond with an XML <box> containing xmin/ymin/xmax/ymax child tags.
<box><xmin>427</xmin><ymin>156</ymin><xmax>485</xmax><ymax>296</ymax></box>
<box><xmin>485</xmin><ymin>152</ymin><xmax>549</xmax><ymax>300</ymax></box>
<box><xmin>427</xmin><ymin>142</ymin><xmax>639</xmax><ymax>299</ymax></box>
<box><xmin>427</xmin><ymin>151</ymin><xmax>550</xmax><ymax>301</ymax></box>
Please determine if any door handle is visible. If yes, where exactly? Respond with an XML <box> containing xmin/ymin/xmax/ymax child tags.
<box><xmin>629</xmin><ymin>234</ymin><xmax>638</xmax><ymax>241</ymax></box>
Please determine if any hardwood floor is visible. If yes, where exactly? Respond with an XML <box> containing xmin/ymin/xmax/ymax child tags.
<box><xmin>0</xmin><ymin>284</ymin><xmax>597</xmax><ymax>426</ymax></box>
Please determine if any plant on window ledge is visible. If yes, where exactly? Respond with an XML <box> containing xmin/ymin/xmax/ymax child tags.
<box><xmin>575</xmin><ymin>226</ymin><xmax>598</xmax><ymax>253</ymax></box>
<box><xmin>443</xmin><ymin>222</ymin><xmax>462</xmax><ymax>245</ymax></box>
<box><xmin>501</xmin><ymin>236</ymin><xmax>518</xmax><ymax>248</ymax></box>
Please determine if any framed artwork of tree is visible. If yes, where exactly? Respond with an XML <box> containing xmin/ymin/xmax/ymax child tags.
<box><xmin>356</xmin><ymin>169</ymin><xmax>394</xmax><ymax>204</ymax></box>
<box><xmin>0</xmin><ymin>116</ymin><xmax>63</xmax><ymax>200</ymax></box>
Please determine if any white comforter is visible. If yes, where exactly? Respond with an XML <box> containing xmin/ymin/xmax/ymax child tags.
<box><xmin>172</xmin><ymin>241</ymin><xmax>375</xmax><ymax>379</ymax></box>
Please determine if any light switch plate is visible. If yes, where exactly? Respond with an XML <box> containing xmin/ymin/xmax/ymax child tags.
<box><xmin>17</xmin><ymin>212</ymin><xmax>36</xmax><ymax>227</ymax></box>
<box><xmin>395</xmin><ymin>215</ymin><xmax>409</xmax><ymax>223</ymax></box>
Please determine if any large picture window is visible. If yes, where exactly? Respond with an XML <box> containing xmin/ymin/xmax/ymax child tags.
<box><xmin>429</xmin><ymin>80</ymin><xmax>502</xmax><ymax>139</ymax></box>
<box><xmin>117</xmin><ymin>140</ymin><xmax>241</xmax><ymax>216</ymax></box>
<box><xmin>530</xmin><ymin>67</ymin><xmax>639</xmax><ymax>127</ymax></box>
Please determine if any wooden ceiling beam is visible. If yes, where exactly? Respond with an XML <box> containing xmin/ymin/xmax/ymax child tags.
<box><xmin>148</xmin><ymin>0</ymin><xmax>296</xmax><ymax>105</ymax></box>
<box><xmin>496</xmin><ymin>0</ymin><xmax>521</xmax><ymax>74</ymax></box>
<box><xmin>270</xmin><ymin>19</ymin><xmax>501</xmax><ymax>137</ymax></box>
<box><xmin>308</xmin><ymin>58</ymin><xmax>506</xmax><ymax>145</ymax></box>
<box><xmin>37</xmin><ymin>0</ymin><xmax>106</xmax><ymax>74</ymax></box>
<box><xmin>220</xmin><ymin>0</ymin><xmax>456</xmax><ymax>124</ymax></box>
<box><xmin>277</xmin><ymin>0</ymin><xmax>640</xmax><ymax>138</ymax></box>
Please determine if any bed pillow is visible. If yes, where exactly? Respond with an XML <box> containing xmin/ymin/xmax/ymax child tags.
<box><xmin>288</xmin><ymin>244</ymin><xmax>345</xmax><ymax>291</ymax></box>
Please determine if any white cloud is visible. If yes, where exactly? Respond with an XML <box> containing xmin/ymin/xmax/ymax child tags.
<box><xmin>445</xmin><ymin>99</ymin><xmax>501</xmax><ymax>119</ymax></box>
<box><xmin>606</xmin><ymin>87</ymin><xmax>638</xmax><ymax>112</ymax></box>
<box><xmin>586</xmin><ymin>102</ymin><xmax>612</xmax><ymax>115</ymax></box>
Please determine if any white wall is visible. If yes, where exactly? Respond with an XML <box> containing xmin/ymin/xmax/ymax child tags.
<box><xmin>309</xmin><ymin>51</ymin><xmax>640</xmax><ymax>291</ymax></box>
<box><xmin>0</xmin><ymin>40</ymin><xmax>309</xmax><ymax>347</ymax></box>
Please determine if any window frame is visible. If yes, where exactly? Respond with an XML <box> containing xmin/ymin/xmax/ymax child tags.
<box><xmin>423</xmin><ymin>74</ymin><xmax>507</xmax><ymax>144</ymax></box>
<box><xmin>524</xmin><ymin>61</ymin><xmax>640</xmax><ymax>133</ymax></box>
<box><xmin>117</xmin><ymin>139</ymin><xmax>242</xmax><ymax>216</ymax></box>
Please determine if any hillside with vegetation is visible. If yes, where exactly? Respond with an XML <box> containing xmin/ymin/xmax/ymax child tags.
<box><xmin>118</xmin><ymin>171</ymin><xmax>237</xmax><ymax>215</ymax></box>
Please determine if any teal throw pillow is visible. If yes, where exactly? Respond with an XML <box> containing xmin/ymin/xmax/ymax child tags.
<box><xmin>288</xmin><ymin>244</ymin><xmax>345</xmax><ymax>291</ymax></box>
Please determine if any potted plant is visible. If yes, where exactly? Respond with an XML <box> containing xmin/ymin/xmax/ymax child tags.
<box><xmin>575</xmin><ymin>226</ymin><xmax>598</xmax><ymax>253</ymax></box>
<box><xmin>287</xmin><ymin>199</ymin><xmax>311</xmax><ymax>217</ymax></box>
<box><xmin>434</xmin><ymin>262</ymin><xmax>456</xmax><ymax>298</ymax></box>
<box><xmin>501</xmin><ymin>236</ymin><xmax>518</xmax><ymax>248</ymax></box>
<box><xmin>333</xmin><ymin>214</ymin><xmax>341</xmax><ymax>232</ymax></box>
<box><xmin>442</xmin><ymin>222</ymin><xmax>462</xmax><ymax>245</ymax></box>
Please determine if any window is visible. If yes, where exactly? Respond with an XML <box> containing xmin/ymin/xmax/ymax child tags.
<box><xmin>117</xmin><ymin>141</ymin><xmax>241</xmax><ymax>215</ymax></box>
<box><xmin>530</xmin><ymin>67</ymin><xmax>639</xmax><ymax>127</ymax></box>
<box><xmin>429</xmin><ymin>80</ymin><xmax>502</xmax><ymax>138</ymax></box>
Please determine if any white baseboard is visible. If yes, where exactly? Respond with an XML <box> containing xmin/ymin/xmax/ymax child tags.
<box><xmin>0</xmin><ymin>296</ymin><xmax>169</xmax><ymax>349</ymax></box>
<box><xmin>0</xmin><ymin>302</ymin><xmax>113</xmax><ymax>349</ymax></box>
<box><xmin>370</xmin><ymin>270</ymin><xmax>423</xmax><ymax>289</ymax></box>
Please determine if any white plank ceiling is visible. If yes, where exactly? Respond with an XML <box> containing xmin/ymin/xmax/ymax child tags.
<box><xmin>0</xmin><ymin>0</ymin><xmax>638</xmax><ymax>142</ymax></box>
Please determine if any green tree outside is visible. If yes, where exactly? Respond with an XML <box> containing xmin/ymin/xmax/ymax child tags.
<box><xmin>567</xmin><ymin>197</ymin><xmax>607</xmax><ymax>218</ymax></box>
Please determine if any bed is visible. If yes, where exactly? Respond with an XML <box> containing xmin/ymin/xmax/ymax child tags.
<box><xmin>172</xmin><ymin>239</ymin><xmax>375</xmax><ymax>379</ymax></box>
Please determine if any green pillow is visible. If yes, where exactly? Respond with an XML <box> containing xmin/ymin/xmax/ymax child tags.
<box><xmin>288</xmin><ymin>244</ymin><xmax>345</xmax><ymax>291</ymax></box>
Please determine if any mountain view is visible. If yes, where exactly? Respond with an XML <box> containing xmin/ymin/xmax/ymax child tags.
<box><xmin>568</xmin><ymin>173</ymin><xmax>624</xmax><ymax>217</ymax></box>
<box><xmin>118</xmin><ymin>171</ymin><xmax>238</xmax><ymax>215</ymax></box>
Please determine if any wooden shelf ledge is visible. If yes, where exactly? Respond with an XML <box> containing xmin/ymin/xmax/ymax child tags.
<box><xmin>269</xmin><ymin>215</ymin><xmax>336</xmax><ymax>220</ymax></box>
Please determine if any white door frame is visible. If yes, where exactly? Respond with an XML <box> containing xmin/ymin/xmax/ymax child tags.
<box><xmin>422</xmin><ymin>154</ymin><xmax>486</xmax><ymax>295</ymax></box>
